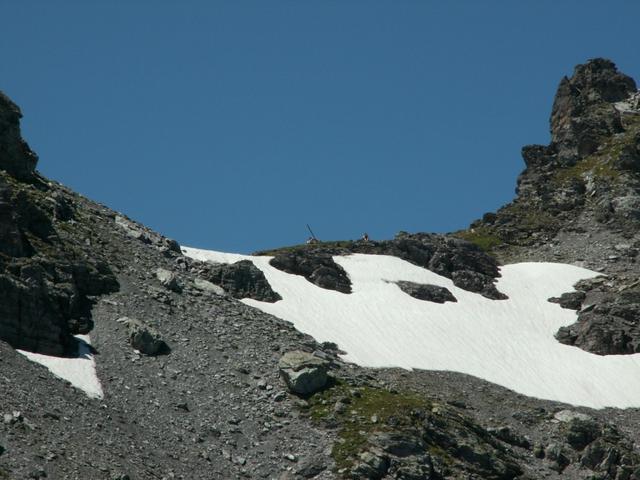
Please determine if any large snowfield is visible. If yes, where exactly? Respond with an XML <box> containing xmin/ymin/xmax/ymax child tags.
<box><xmin>22</xmin><ymin>247</ymin><xmax>640</xmax><ymax>409</ymax></box>
<box><xmin>185</xmin><ymin>247</ymin><xmax>640</xmax><ymax>409</ymax></box>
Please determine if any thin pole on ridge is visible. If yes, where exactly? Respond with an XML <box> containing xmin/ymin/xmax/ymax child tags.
<box><xmin>306</xmin><ymin>224</ymin><xmax>317</xmax><ymax>241</ymax></box>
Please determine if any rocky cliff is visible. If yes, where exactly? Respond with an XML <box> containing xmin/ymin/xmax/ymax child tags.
<box><xmin>0</xmin><ymin>100</ymin><xmax>118</xmax><ymax>355</ymax></box>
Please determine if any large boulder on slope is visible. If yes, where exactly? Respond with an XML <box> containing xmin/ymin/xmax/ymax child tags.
<box><xmin>278</xmin><ymin>350</ymin><xmax>329</xmax><ymax>396</ymax></box>
<box><xmin>119</xmin><ymin>317</ymin><xmax>168</xmax><ymax>356</ymax></box>
<box><xmin>155</xmin><ymin>267</ymin><xmax>182</xmax><ymax>292</ymax></box>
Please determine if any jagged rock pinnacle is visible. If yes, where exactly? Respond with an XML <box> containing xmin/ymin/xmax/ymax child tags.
<box><xmin>467</xmin><ymin>58</ymin><xmax>640</xmax><ymax>255</ymax></box>
<box><xmin>550</xmin><ymin>58</ymin><xmax>637</xmax><ymax>160</ymax></box>
<box><xmin>0</xmin><ymin>91</ymin><xmax>38</xmax><ymax>180</ymax></box>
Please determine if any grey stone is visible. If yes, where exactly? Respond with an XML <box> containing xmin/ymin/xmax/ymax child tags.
<box><xmin>555</xmin><ymin>286</ymin><xmax>640</xmax><ymax>355</ymax></box>
<box><xmin>548</xmin><ymin>291</ymin><xmax>585</xmax><ymax>310</ymax></box>
<box><xmin>487</xmin><ymin>426</ymin><xmax>531</xmax><ymax>449</ymax></box>
<box><xmin>351</xmin><ymin>450</ymin><xmax>389</xmax><ymax>479</ymax></box>
<box><xmin>0</xmin><ymin>198</ymin><xmax>118</xmax><ymax>355</ymax></box>
<box><xmin>565</xmin><ymin>418</ymin><xmax>600</xmax><ymax>451</ymax></box>
<box><xmin>163</xmin><ymin>237</ymin><xmax>181</xmax><ymax>253</ymax></box>
<box><xmin>278</xmin><ymin>351</ymin><xmax>329</xmax><ymax>396</ymax></box>
<box><xmin>612</xmin><ymin>195</ymin><xmax>640</xmax><ymax>220</ymax></box>
<box><xmin>396</xmin><ymin>281</ymin><xmax>457</xmax><ymax>303</ymax></box>
<box><xmin>295</xmin><ymin>457</ymin><xmax>327</xmax><ymax>478</ymax></box>
<box><xmin>550</xmin><ymin>58</ymin><xmax>634</xmax><ymax>159</ymax></box>
<box><xmin>390</xmin><ymin>455</ymin><xmax>434</xmax><ymax>480</ymax></box>
<box><xmin>270</xmin><ymin>251</ymin><xmax>352</xmax><ymax>294</ymax></box>
<box><xmin>155</xmin><ymin>268</ymin><xmax>182</xmax><ymax>292</ymax></box>
<box><xmin>554</xmin><ymin>410</ymin><xmax>594</xmax><ymax>423</ymax></box>
<box><xmin>369</xmin><ymin>432</ymin><xmax>425</xmax><ymax>457</ymax></box>
<box><xmin>115</xmin><ymin>215</ymin><xmax>151</xmax><ymax>243</ymax></box>
<box><xmin>193</xmin><ymin>278</ymin><xmax>225</xmax><ymax>295</ymax></box>
<box><xmin>545</xmin><ymin>443</ymin><xmax>570</xmax><ymax>472</ymax></box>
<box><xmin>119</xmin><ymin>317</ymin><xmax>167</xmax><ymax>355</ymax></box>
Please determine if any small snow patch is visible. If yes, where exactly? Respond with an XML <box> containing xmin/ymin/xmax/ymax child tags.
<box><xmin>17</xmin><ymin>335</ymin><xmax>103</xmax><ymax>399</ymax></box>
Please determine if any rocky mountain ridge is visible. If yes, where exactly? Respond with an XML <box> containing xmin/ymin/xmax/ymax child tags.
<box><xmin>464</xmin><ymin>58</ymin><xmax>640</xmax><ymax>260</ymax></box>
<box><xmin>2</xmin><ymin>58</ymin><xmax>640</xmax><ymax>480</ymax></box>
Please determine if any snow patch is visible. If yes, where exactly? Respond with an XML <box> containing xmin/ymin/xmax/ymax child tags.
<box><xmin>17</xmin><ymin>335</ymin><xmax>103</xmax><ymax>399</ymax></box>
<box><xmin>184</xmin><ymin>247</ymin><xmax>640</xmax><ymax>409</ymax></box>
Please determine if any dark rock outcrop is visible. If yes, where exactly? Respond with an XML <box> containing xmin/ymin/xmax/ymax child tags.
<box><xmin>260</xmin><ymin>232</ymin><xmax>506</xmax><ymax>300</ymax></box>
<box><xmin>0</xmin><ymin>256</ymin><xmax>117</xmax><ymax>355</ymax></box>
<box><xmin>487</xmin><ymin>426</ymin><xmax>531</xmax><ymax>449</ymax></box>
<box><xmin>200</xmin><ymin>260</ymin><xmax>281</xmax><ymax>302</ymax></box>
<box><xmin>396</xmin><ymin>281</ymin><xmax>457</xmax><ymax>303</ymax></box>
<box><xmin>269</xmin><ymin>250</ymin><xmax>352</xmax><ymax>294</ymax></box>
<box><xmin>555</xmin><ymin>279</ymin><xmax>640</xmax><ymax>355</ymax></box>
<box><xmin>548</xmin><ymin>291</ymin><xmax>585</xmax><ymax>310</ymax></box>
<box><xmin>0</xmin><ymin>91</ymin><xmax>119</xmax><ymax>356</ymax></box>
<box><xmin>546</xmin><ymin>410</ymin><xmax>640</xmax><ymax>477</ymax></box>
<box><xmin>0</xmin><ymin>92</ymin><xmax>38</xmax><ymax>181</ymax></box>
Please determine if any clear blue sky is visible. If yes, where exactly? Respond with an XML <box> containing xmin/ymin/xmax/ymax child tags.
<box><xmin>1</xmin><ymin>2</ymin><xmax>638</xmax><ymax>253</ymax></box>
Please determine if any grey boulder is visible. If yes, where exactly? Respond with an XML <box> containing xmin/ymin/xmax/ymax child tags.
<box><xmin>155</xmin><ymin>268</ymin><xmax>182</xmax><ymax>292</ymax></box>
<box><xmin>193</xmin><ymin>278</ymin><xmax>225</xmax><ymax>295</ymax></box>
<box><xmin>278</xmin><ymin>350</ymin><xmax>329</xmax><ymax>396</ymax></box>
<box><xmin>119</xmin><ymin>317</ymin><xmax>167</xmax><ymax>355</ymax></box>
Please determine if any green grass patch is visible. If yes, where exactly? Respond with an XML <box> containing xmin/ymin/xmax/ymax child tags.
<box><xmin>455</xmin><ymin>228</ymin><xmax>503</xmax><ymax>252</ymax></box>
<box><xmin>306</xmin><ymin>381</ymin><xmax>432</xmax><ymax>471</ymax></box>
<box><xmin>553</xmin><ymin>154</ymin><xmax>619</xmax><ymax>185</ymax></box>
<box><xmin>553</xmin><ymin>115</ymin><xmax>640</xmax><ymax>186</ymax></box>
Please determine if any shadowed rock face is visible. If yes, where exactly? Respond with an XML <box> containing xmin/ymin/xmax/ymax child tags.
<box><xmin>0</xmin><ymin>92</ymin><xmax>38</xmax><ymax>181</ymax></box>
<box><xmin>201</xmin><ymin>259</ymin><xmax>282</xmax><ymax>302</ymax></box>
<box><xmin>555</xmin><ymin>277</ymin><xmax>640</xmax><ymax>355</ymax></box>
<box><xmin>0</xmin><ymin>91</ymin><xmax>118</xmax><ymax>356</ymax></box>
<box><xmin>0</xmin><ymin>255</ymin><xmax>118</xmax><ymax>355</ymax></box>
